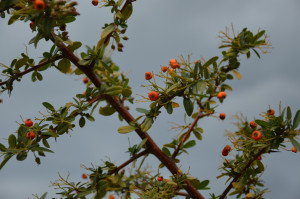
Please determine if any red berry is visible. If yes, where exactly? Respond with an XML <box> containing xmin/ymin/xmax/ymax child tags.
<box><xmin>30</xmin><ymin>22</ymin><xmax>34</xmax><ymax>29</ymax></box>
<box><xmin>82</xmin><ymin>173</ymin><xmax>88</xmax><ymax>179</ymax></box>
<box><xmin>219</xmin><ymin>113</ymin><xmax>226</xmax><ymax>120</ymax></box>
<box><xmin>252</xmin><ymin>130</ymin><xmax>262</xmax><ymax>141</ymax></box>
<box><xmin>161</xmin><ymin>66</ymin><xmax>168</xmax><ymax>72</ymax></box>
<box><xmin>25</xmin><ymin>119</ymin><xmax>33</xmax><ymax>127</ymax></box>
<box><xmin>222</xmin><ymin>150</ymin><xmax>229</xmax><ymax>156</ymax></box>
<box><xmin>249</xmin><ymin>121</ymin><xmax>257</xmax><ymax>129</ymax></box>
<box><xmin>34</xmin><ymin>0</ymin><xmax>46</xmax><ymax>11</ymax></box>
<box><xmin>257</xmin><ymin>156</ymin><xmax>262</xmax><ymax>160</ymax></box>
<box><xmin>148</xmin><ymin>91</ymin><xmax>159</xmax><ymax>101</ymax></box>
<box><xmin>92</xmin><ymin>0</ymin><xmax>98</xmax><ymax>6</ymax></box>
<box><xmin>145</xmin><ymin>72</ymin><xmax>153</xmax><ymax>80</ymax></box>
<box><xmin>157</xmin><ymin>176</ymin><xmax>163</xmax><ymax>181</ymax></box>
<box><xmin>26</xmin><ymin>131</ymin><xmax>36</xmax><ymax>140</ymax></box>
<box><xmin>83</xmin><ymin>77</ymin><xmax>89</xmax><ymax>84</ymax></box>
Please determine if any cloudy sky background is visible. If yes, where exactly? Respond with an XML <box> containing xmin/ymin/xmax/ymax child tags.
<box><xmin>0</xmin><ymin>0</ymin><xmax>300</xmax><ymax>198</ymax></box>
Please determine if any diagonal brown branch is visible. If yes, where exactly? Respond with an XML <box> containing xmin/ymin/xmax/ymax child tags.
<box><xmin>51</xmin><ymin>35</ymin><xmax>205</xmax><ymax>199</ymax></box>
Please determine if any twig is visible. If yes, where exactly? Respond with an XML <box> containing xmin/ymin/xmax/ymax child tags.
<box><xmin>219</xmin><ymin>147</ymin><xmax>267</xmax><ymax>199</ymax></box>
<box><xmin>0</xmin><ymin>55</ymin><xmax>63</xmax><ymax>86</ymax></box>
<box><xmin>171</xmin><ymin>111</ymin><xmax>209</xmax><ymax>159</ymax></box>
<box><xmin>108</xmin><ymin>148</ymin><xmax>150</xmax><ymax>175</ymax></box>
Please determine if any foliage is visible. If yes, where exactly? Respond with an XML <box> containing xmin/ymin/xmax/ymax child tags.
<box><xmin>0</xmin><ymin>0</ymin><xmax>299</xmax><ymax>199</ymax></box>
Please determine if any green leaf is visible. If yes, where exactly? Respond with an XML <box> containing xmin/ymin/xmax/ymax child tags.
<box><xmin>42</xmin><ymin>102</ymin><xmax>55</xmax><ymax>112</ymax></box>
<box><xmin>79</xmin><ymin>117</ymin><xmax>85</xmax><ymax>128</ymax></box>
<box><xmin>43</xmin><ymin>131</ymin><xmax>59</xmax><ymax>137</ymax></box>
<box><xmin>202</xmin><ymin>56</ymin><xmax>218</xmax><ymax>68</ymax></box>
<box><xmin>162</xmin><ymin>147</ymin><xmax>171</xmax><ymax>156</ymax></box>
<box><xmin>101</xmin><ymin>61</ymin><xmax>113</xmax><ymax>73</ymax></box>
<box><xmin>40</xmin><ymin>192</ymin><xmax>48</xmax><ymax>199</ymax></box>
<box><xmin>36</xmin><ymin>72</ymin><xmax>43</xmax><ymax>81</ymax></box>
<box><xmin>85</xmin><ymin>114</ymin><xmax>95</xmax><ymax>122</ymax></box>
<box><xmin>99</xmin><ymin>106</ymin><xmax>116</xmax><ymax>116</ymax></box>
<box><xmin>136</xmin><ymin>108</ymin><xmax>149</xmax><ymax>114</ymax></box>
<box><xmin>193</xmin><ymin>131</ymin><xmax>202</xmax><ymax>140</ymax></box>
<box><xmin>255</xmin><ymin>119</ymin><xmax>271</xmax><ymax>128</ymax></box>
<box><xmin>57</xmin><ymin>58</ymin><xmax>71</xmax><ymax>73</ymax></box>
<box><xmin>232</xmin><ymin>70</ymin><xmax>242</xmax><ymax>80</ymax></box>
<box><xmin>63</xmin><ymin>16</ymin><xmax>76</xmax><ymax>23</ymax></box>
<box><xmin>0</xmin><ymin>143</ymin><xmax>7</xmax><ymax>152</ymax></box>
<box><xmin>196</xmin><ymin>81</ymin><xmax>207</xmax><ymax>93</ymax></box>
<box><xmin>183</xmin><ymin>140</ymin><xmax>196</xmax><ymax>148</ymax></box>
<box><xmin>287</xmin><ymin>106</ymin><xmax>292</xmax><ymax>121</ymax></box>
<box><xmin>16</xmin><ymin>151</ymin><xmax>27</xmax><ymax>161</ymax></box>
<box><xmin>289</xmin><ymin>137</ymin><xmax>300</xmax><ymax>151</ymax></box>
<box><xmin>292</xmin><ymin>110</ymin><xmax>300</xmax><ymax>129</ymax></box>
<box><xmin>183</xmin><ymin>98</ymin><xmax>193</xmax><ymax>116</ymax></box>
<box><xmin>118</xmin><ymin>125</ymin><xmax>137</xmax><ymax>134</ymax></box>
<box><xmin>68</xmin><ymin>41</ymin><xmax>82</xmax><ymax>52</ymax></box>
<box><xmin>140</xmin><ymin>117</ymin><xmax>153</xmax><ymax>132</ymax></box>
<box><xmin>137</xmin><ymin>138</ymin><xmax>148</xmax><ymax>151</ymax></box>
<box><xmin>8</xmin><ymin>134</ymin><xmax>16</xmax><ymax>148</ymax></box>
<box><xmin>42</xmin><ymin>139</ymin><xmax>50</xmax><ymax>148</ymax></box>
<box><xmin>8</xmin><ymin>15</ymin><xmax>20</xmax><ymax>25</ymax></box>
<box><xmin>165</xmin><ymin>102</ymin><xmax>173</xmax><ymax>114</ymax></box>
<box><xmin>105</xmin><ymin>86</ymin><xmax>123</xmax><ymax>96</ymax></box>
<box><xmin>122</xmin><ymin>88</ymin><xmax>132</xmax><ymax>97</ymax></box>
<box><xmin>35</xmin><ymin>147</ymin><xmax>54</xmax><ymax>153</ymax></box>
<box><xmin>101</xmin><ymin>24</ymin><xmax>115</xmax><ymax>39</ymax></box>
<box><xmin>0</xmin><ymin>155</ymin><xmax>13</xmax><ymax>170</ymax></box>
<box><xmin>198</xmin><ymin>180</ymin><xmax>210</xmax><ymax>189</ymax></box>
<box><xmin>122</xmin><ymin>3</ymin><xmax>133</xmax><ymax>20</ymax></box>
<box><xmin>76</xmin><ymin>190</ymin><xmax>93</xmax><ymax>198</ymax></box>
<box><xmin>163</xmin><ymin>143</ymin><xmax>176</xmax><ymax>149</ymax></box>
<box><xmin>166</xmin><ymin>84</ymin><xmax>178</xmax><ymax>94</ymax></box>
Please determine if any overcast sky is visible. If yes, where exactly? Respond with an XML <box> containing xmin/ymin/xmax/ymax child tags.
<box><xmin>0</xmin><ymin>1</ymin><xmax>300</xmax><ymax>198</ymax></box>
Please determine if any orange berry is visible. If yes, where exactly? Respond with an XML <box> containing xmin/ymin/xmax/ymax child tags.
<box><xmin>82</xmin><ymin>173</ymin><xmax>88</xmax><ymax>179</ymax></box>
<box><xmin>157</xmin><ymin>176</ymin><xmax>163</xmax><ymax>181</ymax></box>
<box><xmin>249</xmin><ymin>121</ymin><xmax>257</xmax><ymax>129</ymax></box>
<box><xmin>148</xmin><ymin>91</ymin><xmax>159</xmax><ymax>101</ymax></box>
<box><xmin>25</xmin><ymin>119</ymin><xmax>33</xmax><ymax>127</ymax></box>
<box><xmin>145</xmin><ymin>72</ymin><xmax>152</xmax><ymax>80</ymax></box>
<box><xmin>292</xmin><ymin>147</ymin><xmax>297</xmax><ymax>153</ymax></box>
<box><xmin>83</xmin><ymin>77</ymin><xmax>89</xmax><ymax>84</ymax></box>
<box><xmin>83</xmin><ymin>91</ymin><xmax>86</xmax><ymax>95</ymax></box>
<box><xmin>34</xmin><ymin>0</ymin><xmax>45</xmax><ymax>11</ymax></box>
<box><xmin>257</xmin><ymin>156</ymin><xmax>262</xmax><ymax>160</ymax></box>
<box><xmin>217</xmin><ymin>91</ymin><xmax>227</xmax><ymax>99</ymax></box>
<box><xmin>161</xmin><ymin>66</ymin><xmax>168</xmax><ymax>72</ymax></box>
<box><xmin>26</xmin><ymin>131</ymin><xmax>36</xmax><ymax>140</ymax></box>
<box><xmin>169</xmin><ymin>69</ymin><xmax>174</xmax><ymax>75</ymax></box>
<box><xmin>252</xmin><ymin>130</ymin><xmax>262</xmax><ymax>141</ymax></box>
<box><xmin>92</xmin><ymin>0</ymin><xmax>99</xmax><ymax>6</ymax></box>
<box><xmin>174</xmin><ymin>63</ymin><xmax>181</xmax><ymax>69</ymax></box>
<box><xmin>165</xmin><ymin>179</ymin><xmax>169</xmax><ymax>182</ymax></box>
<box><xmin>169</xmin><ymin>59</ymin><xmax>177</xmax><ymax>69</ymax></box>
<box><xmin>108</xmin><ymin>195</ymin><xmax>115</xmax><ymax>199</ymax></box>
<box><xmin>219</xmin><ymin>113</ymin><xmax>226</xmax><ymax>120</ymax></box>
<box><xmin>267</xmin><ymin>109</ymin><xmax>275</xmax><ymax>116</ymax></box>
